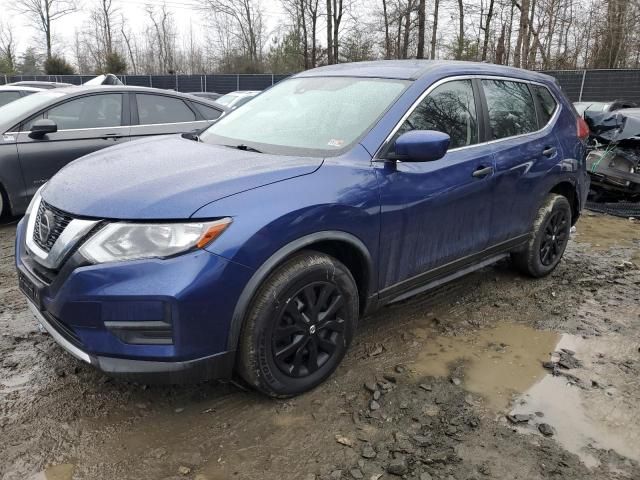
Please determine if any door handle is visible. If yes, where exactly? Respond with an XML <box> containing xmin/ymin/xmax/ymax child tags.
<box><xmin>472</xmin><ymin>166</ymin><xmax>494</xmax><ymax>178</ymax></box>
<box><xmin>542</xmin><ymin>146</ymin><xmax>557</xmax><ymax>157</ymax></box>
<box><xmin>102</xmin><ymin>133</ymin><xmax>122</xmax><ymax>140</ymax></box>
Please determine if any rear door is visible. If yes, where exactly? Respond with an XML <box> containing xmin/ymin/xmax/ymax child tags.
<box><xmin>16</xmin><ymin>92</ymin><xmax>131</xmax><ymax>199</ymax></box>
<box><xmin>129</xmin><ymin>93</ymin><xmax>214</xmax><ymax>140</ymax></box>
<box><xmin>481</xmin><ymin>79</ymin><xmax>563</xmax><ymax>244</ymax></box>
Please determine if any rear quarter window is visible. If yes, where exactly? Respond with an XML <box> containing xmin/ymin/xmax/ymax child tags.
<box><xmin>192</xmin><ymin>102</ymin><xmax>222</xmax><ymax>120</ymax></box>
<box><xmin>482</xmin><ymin>80</ymin><xmax>538</xmax><ymax>140</ymax></box>
<box><xmin>532</xmin><ymin>85</ymin><xmax>558</xmax><ymax>125</ymax></box>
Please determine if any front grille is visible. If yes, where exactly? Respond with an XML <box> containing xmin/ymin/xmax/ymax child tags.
<box><xmin>33</xmin><ymin>200</ymin><xmax>73</xmax><ymax>252</ymax></box>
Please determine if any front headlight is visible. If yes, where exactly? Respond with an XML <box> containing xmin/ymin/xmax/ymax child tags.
<box><xmin>78</xmin><ymin>218</ymin><xmax>232</xmax><ymax>264</ymax></box>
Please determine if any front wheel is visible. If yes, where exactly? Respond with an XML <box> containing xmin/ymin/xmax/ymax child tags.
<box><xmin>511</xmin><ymin>193</ymin><xmax>572</xmax><ymax>278</ymax></box>
<box><xmin>236</xmin><ymin>251</ymin><xmax>358</xmax><ymax>397</ymax></box>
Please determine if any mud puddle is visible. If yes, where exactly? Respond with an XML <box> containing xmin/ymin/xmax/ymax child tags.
<box><xmin>409</xmin><ymin>321</ymin><xmax>640</xmax><ymax>470</ymax></box>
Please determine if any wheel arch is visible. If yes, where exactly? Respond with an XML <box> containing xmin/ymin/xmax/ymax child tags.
<box><xmin>549</xmin><ymin>180</ymin><xmax>580</xmax><ymax>225</ymax></box>
<box><xmin>227</xmin><ymin>231</ymin><xmax>374</xmax><ymax>352</ymax></box>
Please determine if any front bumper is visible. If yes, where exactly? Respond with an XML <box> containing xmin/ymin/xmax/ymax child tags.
<box><xmin>16</xmin><ymin>216</ymin><xmax>253</xmax><ymax>383</ymax></box>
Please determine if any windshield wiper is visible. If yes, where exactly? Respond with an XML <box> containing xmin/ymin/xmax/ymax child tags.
<box><xmin>230</xmin><ymin>144</ymin><xmax>262</xmax><ymax>153</ymax></box>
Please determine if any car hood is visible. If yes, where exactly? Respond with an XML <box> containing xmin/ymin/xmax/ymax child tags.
<box><xmin>42</xmin><ymin>135</ymin><xmax>323</xmax><ymax>219</ymax></box>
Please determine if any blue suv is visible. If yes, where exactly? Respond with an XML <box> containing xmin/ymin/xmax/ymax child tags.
<box><xmin>15</xmin><ymin>61</ymin><xmax>589</xmax><ymax>397</ymax></box>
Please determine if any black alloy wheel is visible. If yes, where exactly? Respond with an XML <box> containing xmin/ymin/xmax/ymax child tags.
<box><xmin>237</xmin><ymin>251</ymin><xmax>358</xmax><ymax>397</ymax></box>
<box><xmin>272</xmin><ymin>282</ymin><xmax>346</xmax><ymax>378</ymax></box>
<box><xmin>539</xmin><ymin>209</ymin><xmax>569</xmax><ymax>266</ymax></box>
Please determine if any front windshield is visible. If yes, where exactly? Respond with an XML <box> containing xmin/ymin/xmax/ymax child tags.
<box><xmin>0</xmin><ymin>91</ymin><xmax>65</xmax><ymax>129</ymax></box>
<box><xmin>200</xmin><ymin>77</ymin><xmax>409</xmax><ymax>156</ymax></box>
<box><xmin>215</xmin><ymin>93</ymin><xmax>240</xmax><ymax>107</ymax></box>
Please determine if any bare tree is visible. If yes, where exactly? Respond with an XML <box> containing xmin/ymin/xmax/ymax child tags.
<box><xmin>0</xmin><ymin>18</ymin><xmax>17</xmax><ymax>71</ymax></box>
<box><xmin>456</xmin><ymin>0</ymin><xmax>464</xmax><ymax>59</ymax></box>
<box><xmin>481</xmin><ymin>0</ymin><xmax>495</xmax><ymax>61</ymax></box>
<box><xmin>203</xmin><ymin>0</ymin><xmax>264</xmax><ymax>65</ymax></box>
<box><xmin>14</xmin><ymin>0</ymin><xmax>77</xmax><ymax>59</ymax></box>
<box><xmin>416</xmin><ymin>0</ymin><xmax>426</xmax><ymax>58</ymax></box>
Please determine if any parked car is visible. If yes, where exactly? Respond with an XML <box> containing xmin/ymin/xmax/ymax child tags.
<box><xmin>573</xmin><ymin>99</ymin><xmax>637</xmax><ymax>116</ymax></box>
<box><xmin>15</xmin><ymin>60</ymin><xmax>589</xmax><ymax>396</ymax></box>
<box><xmin>214</xmin><ymin>90</ymin><xmax>260</xmax><ymax>109</ymax></box>
<box><xmin>0</xmin><ymin>86</ymin><xmax>227</xmax><ymax>217</ymax></box>
<box><xmin>0</xmin><ymin>85</ymin><xmax>43</xmax><ymax>108</ymax></box>
<box><xmin>6</xmin><ymin>81</ymin><xmax>74</xmax><ymax>90</ymax></box>
<box><xmin>189</xmin><ymin>92</ymin><xmax>222</xmax><ymax>101</ymax></box>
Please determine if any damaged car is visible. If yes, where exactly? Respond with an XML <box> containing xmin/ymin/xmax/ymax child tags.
<box><xmin>583</xmin><ymin>108</ymin><xmax>640</xmax><ymax>201</ymax></box>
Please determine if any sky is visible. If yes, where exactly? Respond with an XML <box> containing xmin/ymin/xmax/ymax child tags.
<box><xmin>0</xmin><ymin>0</ymin><xmax>288</xmax><ymax>57</ymax></box>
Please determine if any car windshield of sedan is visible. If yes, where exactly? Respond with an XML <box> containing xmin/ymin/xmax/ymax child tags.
<box><xmin>0</xmin><ymin>90</ymin><xmax>65</xmax><ymax>129</ymax></box>
<box><xmin>199</xmin><ymin>77</ymin><xmax>410</xmax><ymax>156</ymax></box>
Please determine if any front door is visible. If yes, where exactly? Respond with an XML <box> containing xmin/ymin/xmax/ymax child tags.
<box><xmin>375</xmin><ymin>79</ymin><xmax>496</xmax><ymax>296</ymax></box>
<box><xmin>16</xmin><ymin>93</ymin><xmax>130</xmax><ymax>202</ymax></box>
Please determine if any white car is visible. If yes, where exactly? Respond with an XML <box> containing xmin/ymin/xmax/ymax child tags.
<box><xmin>214</xmin><ymin>90</ymin><xmax>260</xmax><ymax>109</ymax></box>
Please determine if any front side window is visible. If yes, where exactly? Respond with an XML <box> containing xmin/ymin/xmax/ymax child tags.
<box><xmin>199</xmin><ymin>77</ymin><xmax>409</xmax><ymax>157</ymax></box>
<box><xmin>482</xmin><ymin>80</ymin><xmax>538</xmax><ymax>139</ymax></box>
<box><xmin>137</xmin><ymin>94</ymin><xmax>196</xmax><ymax>125</ymax></box>
<box><xmin>532</xmin><ymin>85</ymin><xmax>558</xmax><ymax>125</ymax></box>
<box><xmin>47</xmin><ymin>94</ymin><xmax>123</xmax><ymax>130</ymax></box>
<box><xmin>0</xmin><ymin>91</ymin><xmax>22</xmax><ymax>108</ymax></box>
<box><xmin>396</xmin><ymin>80</ymin><xmax>479</xmax><ymax>150</ymax></box>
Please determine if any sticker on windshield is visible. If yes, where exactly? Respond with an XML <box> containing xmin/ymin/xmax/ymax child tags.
<box><xmin>327</xmin><ymin>139</ymin><xmax>345</xmax><ymax>148</ymax></box>
<box><xmin>2</xmin><ymin>134</ymin><xmax>15</xmax><ymax>142</ymax></box>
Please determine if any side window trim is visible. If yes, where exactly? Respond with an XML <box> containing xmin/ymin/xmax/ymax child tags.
<box><xmin>375</xmin><ymin>75</ymin><xmax>563</xmax><ymax>159</ymax></box>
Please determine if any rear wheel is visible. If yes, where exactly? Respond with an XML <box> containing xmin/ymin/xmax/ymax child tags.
<box><xmin>236</xmin><ymin>251</ymin><xmax>358</xmax><ymax>397</ymax></box>
<box><xmin>511</xmin><ymin>194</ymin><xmax>572</xmax><ymax>278</ymax></box>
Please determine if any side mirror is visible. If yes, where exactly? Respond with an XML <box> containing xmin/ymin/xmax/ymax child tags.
<box><xmin>392</xmin><ymin>130</ymin><xmax>450</xmax><ymax>162</ymax></box>
<box><xmin>29</xmin><ymin>119</ymin><xmax>58</xmax><ymax>139</ymax></box>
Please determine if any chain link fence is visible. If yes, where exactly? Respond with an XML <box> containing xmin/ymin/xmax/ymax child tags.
<box><xmin>3</xmin><ymin>70</ymin><xmax>640</xmax><ymax>102</ymax></box>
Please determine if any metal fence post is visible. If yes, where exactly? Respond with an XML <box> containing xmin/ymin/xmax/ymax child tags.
<box><xmin>149</xmin><ymin>75</ymin><xmax>153</xmax><ymax>88</ymax></box>
<box><xmin>204</xmin><ymin>75</ymin><xmax>207</xmax><ymax>92</ymax></box>
<box><xmin>237</xmin><ymin>74</ymin><xmax>240</xmax><ymax>91</ymax></box>
<box><xmin>578</xmin><ymin>70</ymin><xmax>587</xmax><ymax>102</ymax></box>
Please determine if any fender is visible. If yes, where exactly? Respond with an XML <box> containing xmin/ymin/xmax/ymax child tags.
<box><xmin>226</xmin><ymin>230</ymin><xmax>374</xmax><ymax>352</ymax></box>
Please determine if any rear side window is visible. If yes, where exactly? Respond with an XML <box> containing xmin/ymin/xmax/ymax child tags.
<box><xmin>0</xmin><ymin>91</ymin><xmax>22</xmax><ymax>108</ymax></box>
<box><xmin>397</xmin><ymin>79</ymin><xmax>479</xmax><ymax>149</ymax></box>
<box><xmin>532</xmin><ymin>85</ymin><xmax>558</xmax><ymax>125</ymax></box>
<box><xmin>47</xmin><ymin>94</ymin><xmax>123</xmax><ymax>130</ymax></box>
<box><xmin>136</xmin><ymin>94</ymin><xmax>196</xmax><ymax>125</ymax></box>
<box><xmin>193</xmin><ymin>103</ymin><xmax>222</xmax><ymax>120</ymax></box>
<box><xmin>482</xmin><ymin>80</ymin><xmax>537</xmax><ymax>140</ymax></box>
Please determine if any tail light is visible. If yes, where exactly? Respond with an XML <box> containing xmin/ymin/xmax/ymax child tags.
<box><xmin>577</xmin><ymin>117</ymin><xmax>590</xmax><ymax>141</ymax></box>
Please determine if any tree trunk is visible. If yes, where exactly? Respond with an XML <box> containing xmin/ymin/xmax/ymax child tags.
<box><xmin>513</xmin><ymin>0</ymin><xmax>530</xmax><ymax>68</ymax></box>
<box><xmin>326</xmin><ymin>0</ymin><xmax>333</xmax><ymax>64</ymax></box>
<box><xmin>430</xmin><ymin>0</ymin><xmax>440</xmax><ymax>59</ymax></box>
<box><xmin>382</xmin><ymin>0</ymin><xmax>391</xmax><ymax>59</ymax></box>
<box><xmin>456</xmin><ymin>0</ymin><xmax>464</xmax><ymax>59</ymax></box>
<box><xmin>481</xmin><ymin>0</ymin><xmax>494</xmax><ymax>61</ymax></box>
<box><xmin>417</xmin><ymin>0</ymin><xmax>426</xmax><ymax>59</ymax></box>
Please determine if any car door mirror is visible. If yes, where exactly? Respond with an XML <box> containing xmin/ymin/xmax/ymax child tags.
<box><xmin>392</xmin><ymin>130</ymin><xmax>450</xmax><ymax>162</ymax></box>
<box><xmin>29</xmin><ymin>119</ymin><xmax>58</xmax><ymax>139</ymax></box>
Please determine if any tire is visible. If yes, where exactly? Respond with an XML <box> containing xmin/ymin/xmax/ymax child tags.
<box><xmin>511</xmin><ymin>194</ymin><xmax>572</xmax><ymax>278</ymax></box>
<box><xmin>236</xmin><ymin>251</ymin><xmax>359</xmax><ymax>398</ymax></box>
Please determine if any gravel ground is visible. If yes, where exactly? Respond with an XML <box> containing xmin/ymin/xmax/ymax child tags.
<box><xmin>0</xmin><ymin>212</ymin><xmax>639</xmax><ymax>480</ymax></box>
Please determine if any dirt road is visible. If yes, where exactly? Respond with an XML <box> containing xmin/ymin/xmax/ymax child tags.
<box><xmin>1</xmin><ymin>212</ymin><xmax>639</xmax><ymax>480</ymax></box>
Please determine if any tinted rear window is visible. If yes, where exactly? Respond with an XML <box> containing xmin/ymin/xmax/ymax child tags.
<box><xmin>193</xmin><ymin>102</ymin><xmax>222</xmax><ymax>120</ymax></box>
<box><xmin>482</xmin><ymin>80</ymin><xmax>538</xmax><ymax>140</ymax></box>
<box><xmin>136</xmin><ymin>94</ymin><xmax>196</xmax><ymax>125</ymax></box>
<box><xmin>532</xmin><ymin>85</ymin><xmax>558</xmax><ymax>125</ymax></box>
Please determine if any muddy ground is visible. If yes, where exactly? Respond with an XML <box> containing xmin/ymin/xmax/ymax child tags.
<box><xmin>1</xmin><ymin>212</ymin><xmax>639</xmax><ymax>480</ymax></box>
